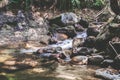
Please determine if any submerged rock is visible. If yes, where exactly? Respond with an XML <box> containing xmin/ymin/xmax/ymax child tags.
<box><xmin>70</xmin><ymin>56</ymin><xmax>88</xmax><ymax>65</ymax></box>
<box><xmin>2</xmin><ymin>58</ymin><xmax>38</xmax><ymax>72</ymax></box>
<box><xmin>95</xmin><ymin>68</ymin><xmax>120</xmax><ymax>80</ymax></box>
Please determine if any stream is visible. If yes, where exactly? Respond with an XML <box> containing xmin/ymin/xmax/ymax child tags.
<box><xmin>0</xmin><ymin>31</ymin><xmax>102</xmax><ymax>80</ymax></box>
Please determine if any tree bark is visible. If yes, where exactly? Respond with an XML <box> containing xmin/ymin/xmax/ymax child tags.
<box><xmin>110</xmin><ymin>0</ymin><xmax>120</xmax><ymax>15</ymax></box>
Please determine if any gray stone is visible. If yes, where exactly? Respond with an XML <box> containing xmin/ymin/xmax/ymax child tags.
<box><xmin>95</xmin><ymin>68</ymin><xmax>120</xmax><ymax>80</ymax></box>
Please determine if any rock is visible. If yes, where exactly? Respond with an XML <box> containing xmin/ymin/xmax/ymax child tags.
<box><xmin>36</xmin><ymin>47</ymin><xmax>62</xmax><ymax>54</ymax></box>
<box><xmin>70</xmin><ymin>56</ymin><xmax>88</xmax><ymax>65</ymax></box>
<box><xmin>74</xmin><ymin>23</ymin><xmax>85</xmax><ymax>32</ymax></box>
<box><xmin>56</xmin><ymin>25</ymin><xmax>77</xmax><ymax>38</ymax></box>
<box><xmin>55</xmin><ymin>33</ymin><xmax>68</xmax><ymax>41</ymax></box>
<box><xmin>84</xmin><ymin>36</ymin><xmax>96</xmax><ymax>48</ymax></box>
<box><xmin>101</xmin><ymin>59</ymin><xmax>114</xmax><ymax>67</ymax></box>
<box><xmin>95</xmin><ymin>68</ymin><xmax>120</xmax><ymax>80</ymax></box>
<box><xmin>72</xmin><ymin>38</ymin><xmax>84</xmax><ymax>48</ymax></box>
<box><xmin>61</xmin><ymin>12</ymin><xmax>79</xmax><ymax>25</ymax></box>
<box><xmin>104</xmin><ymin>37</ymin><xmax>120</xmax><ymax>59</ymax></box>
<box><xmin>87</xmin><ymin>26</ymin><xmax>99</xmax><ymax>37</ymax></box>
<box><xmin>49</xmin><ymin>39</ymin><xmax>73</xmax><ymax>49</ymax></box>
<box><xmin>47</xmin><ymin>15</ymin><xmax>65</xmax><ymax>27</ymax></box>
<box><xmin>48</xmin><ymin>12</ymin><xmax>79</xmax><ymax>27</ymax></box>
<box><xmin>88</xmin><ymin>55</ymin><xmax>104</xmax><ymax>65</ymax></box>
<box><xmin>72</xmin><ymin>47</ymin><xmax>93</xmax><ymax>56</ymax></box>
<box><xmin>95</xmin><ymin>23</ymin><xmax>120</xmax><ymax>51</ymax></box>
<box><xmin>113</xmin><ymin>55</ymin><xmax>120</xmax><ymax>69</ymax></box>
<box><xmin>4</xmin><ymin>60</ymin><xmax>16</xmax><ymax>66</ymax></box>
<box><xmin>48</xmin><ymin>37</ymin><xmax>58</xmax><ymax>44</ymax></box>
<box><xmin>28</xmin><ymin>20</ymin><xmax>39</xmax><ymax>28</ymax></box>
<box><xmin>78</xmin><ymin>17</ymin><xmax>89</xmax><ymax>28</ymax></box>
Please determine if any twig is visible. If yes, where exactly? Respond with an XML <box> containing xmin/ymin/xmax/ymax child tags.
<box><xmin>109</xmin><ymin>41</ymin><xmax>120</xmax><ymax>59</ymax></box>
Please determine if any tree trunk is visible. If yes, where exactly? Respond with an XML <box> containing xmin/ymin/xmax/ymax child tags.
<box><xmin>110</xmin><ymin>0</ymin><xmax>120</xmax><ymax>15</ymax></box>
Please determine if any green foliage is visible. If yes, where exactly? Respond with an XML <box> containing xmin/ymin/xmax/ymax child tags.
<box><xmin>9</xmin><ymin>0</ymin><xmax>32</xmax><ymax>10</ymax></box>
<box><xmin>71</xmin><ymin>0</ymin><xmax>81</xmax><ymax>9</ymax></box>
<box><xmin>92</xmin><ymin>0</ymin><xmax>105</xmax><ymax>9</ymax></box>
<box><xmin>8</xmin><ymin>0</ymin><xmax>105</xmax><ymax>10</ymax></box>
<box><xmin>10</xmin><ymin>0</ymin><xmax>20</xmax><ymax>3</ymax></box>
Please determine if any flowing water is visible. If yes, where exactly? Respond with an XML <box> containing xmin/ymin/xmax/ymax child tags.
<box><xmin>0</xmin><ymin>31</ymin><xmax>102</xmax><ymax>80</ymax></box>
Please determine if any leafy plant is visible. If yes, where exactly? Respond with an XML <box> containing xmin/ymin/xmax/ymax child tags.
<box><xmin>71</xmin><ymin>0</ymin><xmax>81</xmax><ymax>9</ymax></box>
<box><xmin>92</xmin><ymin>0</ymin><xmax>105</xmax><ymax>9</ymax></box>
<box><xmin>9</xmin><ymin>0</ymin><xmax>32</xmax><ymax>10</ymax></box>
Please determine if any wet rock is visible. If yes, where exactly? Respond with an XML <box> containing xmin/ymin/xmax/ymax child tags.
<box><xmin>49</xmin><ymin>39</ymin><xmax>73</xmax><ymax>49</ymax></box>
<box><xmin>54</xmin><ymin>33</ymin><xmax>68</xmax><ymax>41</ymax></box>
<box><xmin>84</xmin><ymin>36</ymin><xmax>96</xmax><ymax>48</ymax></box>
<box><xmin>101</xmin><ymin>59</ymin><xmax>114</xmax><ymax>68</ymax></box>
<box><xmin>56</xmin><ymin>25</ymin><xmax>77</xmax><ymax>38</ymax></box>
<box><xmin>88</xmin><ymin>55</ymin><xmax>104</xmax><ymax>65</ymax></box>
<box><xmin>36</xmin><ymin>47</ymin><xmax>62</xmax><ymax>54</ymax></box>
<box><xmin>72</xmin><ymin>47</ymin><xmax>94</xmax><ymax>56</ymax></box>
<box><xmin>48</xmin><ymin>37</ymin><xmax>58</xmax><ymax>44</ymax></box>
<box><xmin>75</xmin><ymin>31</ymin><xmax>87</xmax><ymax>39</ymax></box>
<box><xmin>39</xmin><ymin>36</ymin><xmax>50</xmax><ymax>45</ymax></box>
<box><xmin>87</xmin><ymin>26</ymin><xmax>99</xmax><ymax>37</ymax></box>
<box><xmin>72</xmin><ymin>38</ymin><xmax>84</xmax><ymax>48</ymax></box>
<box><xmin>95</xmin><ymin>68</ymin><xmax>120</xmax><ymax>80</ymax></box>
<box><xmin>70</xmin><ymin>56</ymin><xmax>88</xmax><ymax>65</ymax></box>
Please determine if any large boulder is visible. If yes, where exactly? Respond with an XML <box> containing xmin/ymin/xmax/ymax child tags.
<box><xmin>95</xmin><ymin>23</ymin><xmax>120</xmax><ymax>51</ymax></box>
<box><xmin>47</xmin><ymin>12</ymin><xmax>79</xmax><ymax>27</ymax></box>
